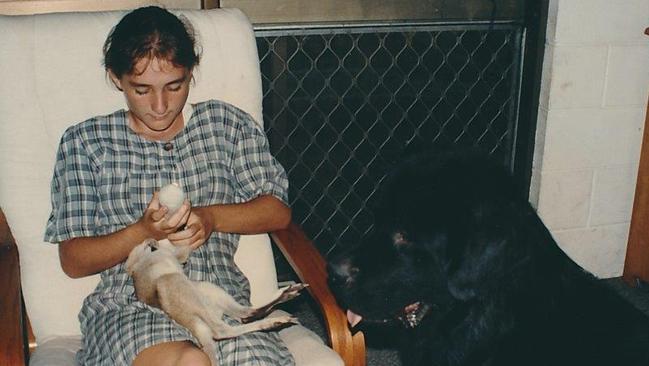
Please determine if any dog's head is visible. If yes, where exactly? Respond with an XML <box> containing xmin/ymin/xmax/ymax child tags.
<box><xmin>126</xmin><ymin>238</ymin><xmax>193</xmax><ymax>276</ymax></box>
<box><xmin>125</xmin><ymin>238</ymin><xmax>159</xmax><ymax>275</ymax></box>
<box><xmin>328</xmin><ymin>151</ymin><xmax>526</xmax><ymax>328</ymax></box>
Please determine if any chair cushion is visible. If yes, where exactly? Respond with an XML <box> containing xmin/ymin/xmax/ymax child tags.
<box><xmin>0</xmin><ymin>8</ymin><xmax>277</xmax><ymax>344</ymax></box>
<box><xmin>30</xmin><ymin>312</ymin><xmax>343</xmax><ymax>366</ymax></box>
<box><xmin>29</xmin><ymin>336</ymin><xmax>80</xmax><ymax>366</ymax></box>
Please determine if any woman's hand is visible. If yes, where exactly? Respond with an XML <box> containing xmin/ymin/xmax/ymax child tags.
<box><xmin>164</xmin><ymin>195</ymin><xmax>290</xmax><ymax>250</ymax></box>
<box><xmin>138</xmin><ymin>191</ymin><xmax>190</xmax><ymax>240</ymax></box>
<box><xmin>167</xmin><ymin>206</ymin><xmax>214</xmax><ymax>250</ymax></box>
<box><xmin>59</xmin><ymin>193</ymin><xmax>190</xmax><ymax>278</ymax></box>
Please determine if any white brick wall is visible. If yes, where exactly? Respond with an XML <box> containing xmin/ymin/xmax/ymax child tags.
<box><xmin>532</xmin><ymin>0</ymin><xmax>649</xmax><ymax>278</ymax></box>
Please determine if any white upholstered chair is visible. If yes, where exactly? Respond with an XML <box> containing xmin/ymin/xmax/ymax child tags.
<box><xmin>0</xmin><ymin>8</ymin><xmax>365</xmax><ymax>366</ymax></box>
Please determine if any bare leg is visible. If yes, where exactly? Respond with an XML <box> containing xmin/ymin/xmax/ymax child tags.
<box><xmin>133</xmin><ymin>341</ymin><xmax>210</xmax><ymax>366</ymax></box>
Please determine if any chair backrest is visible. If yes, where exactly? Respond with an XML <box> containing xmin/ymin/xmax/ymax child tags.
<box><xmin>0</xmin><ymin>8</ymin><xmax>279</xmax><ymax>344</ymax></box>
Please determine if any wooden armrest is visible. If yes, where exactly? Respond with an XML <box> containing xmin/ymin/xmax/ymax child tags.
<box><xmin>271</xmin><ymin>222</ymin><xmax>366</xmax><ymax>366</ymax></box>
<box><xmin>0</xmin><ymin>208</ymin><xmax>28</xmax><ymax>365</ymax></box>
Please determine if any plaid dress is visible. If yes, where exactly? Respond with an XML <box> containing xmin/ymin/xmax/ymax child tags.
<box><xmin>44</xmin><ymin>100</ymin><xmax>295</xmax><ymax>366</ymax></box>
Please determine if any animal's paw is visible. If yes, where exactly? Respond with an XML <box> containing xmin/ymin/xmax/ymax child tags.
<box><xmin>241</xmin><ymin>284</ymin><xmax>308</xmax><ymax>323</ymax></box>
<box><xmin>276</xmin><ymin>283</ymin><xmax>308</xmax><ymax>303</ymax></box>
<box><xmin>259</xmin><ymin>315</ymin><xmax>299</xmax><ymax>330</ymax></box>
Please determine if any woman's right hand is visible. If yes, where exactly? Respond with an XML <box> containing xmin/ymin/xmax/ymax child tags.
<box><xmin>137</xmin><ymin>191</ymin><xmax>190</xmax><ymax>240</ymax></box>
<box><xmin>59</xmin><ymin>191</ymin><xmax>190</xmax><ymax>278</ymax></box>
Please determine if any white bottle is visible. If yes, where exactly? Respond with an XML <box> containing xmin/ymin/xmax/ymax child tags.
<box><xmin>158</xmin><ymin>183</ymin><xmax>185</xmax><ymax>215</ymax></box>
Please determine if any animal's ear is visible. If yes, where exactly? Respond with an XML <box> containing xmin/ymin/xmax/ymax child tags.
<box><xmin>445</xmin><ymin>202</ymin><xmax>515</xmax><ymax>301</ymax></box>
<box><xmin>156</xmin><ymin>238</ymin><xmax>174</xmax><ymax>251</ymax></box>
<box><xmin>125</xmin><ymin>243</ymin><xmax>148</xmax><ymax>275</ymax></box>
<box><xmin>446</xmin><ymin>236</ymin><xmax>508</xmax><ymax>301</ymax></box>
<box><xmin>174</xmin><ymin>245</ymin><xmax>192</xmax><ymax>264</ymax></box>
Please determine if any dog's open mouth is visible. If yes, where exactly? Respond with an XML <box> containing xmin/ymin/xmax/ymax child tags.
<box><xmin>347</xmin><ymin>301</ymin><xmax>432</xmax><ymax>329</ymax></box>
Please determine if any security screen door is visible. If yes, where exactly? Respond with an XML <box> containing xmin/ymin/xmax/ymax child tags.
<box><xmin>223</xmin><ymin>0</ymin><xmax>547</xmax><ymax>262</ymax></box>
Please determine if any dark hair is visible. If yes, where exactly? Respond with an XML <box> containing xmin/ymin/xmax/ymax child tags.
<box><xmin>103</xmin><ymin>6</ymin><xmax>201</xmax><ymax>78</ymax></box>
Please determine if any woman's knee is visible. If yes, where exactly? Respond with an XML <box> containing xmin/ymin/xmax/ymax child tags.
<box><xmin>133</xmin><ymin>341</ymin><xmax>210</xmax><ymax>366</ymax></box>
<box><xmin>174</xmin><ymin>346</ymin><xmax>211</xmax><ymax>366</ymax></box>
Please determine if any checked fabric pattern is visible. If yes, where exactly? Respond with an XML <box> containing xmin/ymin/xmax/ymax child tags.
<box><xmin>44</xmin><ymin>99</ymin><xmax>293</xmax><ymax>366</ymax></box>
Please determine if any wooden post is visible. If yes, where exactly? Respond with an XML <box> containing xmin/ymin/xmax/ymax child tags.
<box><xmin>622</xmin><ymin>27</ymin><xmax>649</xmax><ymax>287</ymax></box>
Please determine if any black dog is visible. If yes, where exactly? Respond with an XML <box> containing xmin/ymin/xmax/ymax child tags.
<box><xmin>328</xmin><ymin>150</ymin><xmax>649</xmax><ymax>366</ymax></box>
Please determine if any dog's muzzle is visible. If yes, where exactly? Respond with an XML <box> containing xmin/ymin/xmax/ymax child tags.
<box><xmin>397</xmin><ymin>301</ymin><xmax>432</xmax><ymax>329</ymax></box>
<box><xmin>348</xmin><ymin>301</ymin><xmax>434</xmax><ymax>330</ymax></box>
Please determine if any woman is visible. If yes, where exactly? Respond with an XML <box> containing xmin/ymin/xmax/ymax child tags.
<box><xmin>44</xmin><ymin>6</ymin><xmax>294</xmax><ymax>365</ymax></box>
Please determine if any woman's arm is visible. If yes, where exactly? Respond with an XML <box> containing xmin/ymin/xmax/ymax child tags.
<box><xmin>59</xmin><ymin>193</ymin><xmax>190</xmax><ymax>278</ymax></box>
<box><xmin>61</xmin><ymin>194</ymin><xmax>290</xmax><ymax>278</ymax></box>
<box><xmin>167</xmin><ymin>194</ymin><xmax>291</xmax><ymax>249</ymax></box>
<box><xmin>59</xmin><ymin>223</ymin><xmax>150</xmax><ymax>279</ymax></box>
<box><xmin>204</xmin><ymin>194</ymin><xmax>291</xmax><ymax>234</ymax></box>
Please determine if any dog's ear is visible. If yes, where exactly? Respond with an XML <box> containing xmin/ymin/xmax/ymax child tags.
<box><xmin>154</xmin><ymin>239</ymin><xmax>191</xmax><ymax>263</ymax></box>
<box><xmin>445</xmin><ymin>200</ymin><xmax>517</xmax><ymax>301</ymax></box>
<box><xmin>446</xmin><ymin>237</ymin><xmax>508</xmax><ymax>301</ymax></box>
<box><xmin>125</xmin><ymin>242</ymin><xmax>149</xmax><ymax>275</ymax></box>
<box><xmin>156</xmin><ymin>239</ymin><xmax>175</xmax><ymax>251</ymax></box>
<box><xmin>174</xmin><ymin>245</ymin><xmax>192</xmax><ymax>264</ymax></box>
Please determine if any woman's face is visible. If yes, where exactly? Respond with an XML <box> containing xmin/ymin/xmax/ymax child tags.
<box><xmin>110</xmin><ymin>57</ymin><xmax>192</xmax><ymax>141</ymax></box>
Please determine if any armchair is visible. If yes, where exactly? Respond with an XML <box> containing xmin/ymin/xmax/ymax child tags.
<box><xmin>0</xmin><ymin>8</ymin><xmax>365</xmax><ymax>366</ymax></box>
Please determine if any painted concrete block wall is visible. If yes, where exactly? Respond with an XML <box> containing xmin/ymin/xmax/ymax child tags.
<box><xmin>531</xmin><ymin>0</ymin><xmax>649</xmax><ymax>278</ymax></box>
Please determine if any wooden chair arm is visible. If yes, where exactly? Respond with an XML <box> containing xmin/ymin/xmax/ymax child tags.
<box><xmin>0</xmin><ymin>208</ymin><xmax>28</xmax><ymax>365</ymax></box>
<box><xmin>271</xmin><ymin>222</ymin><xmax>366</xmax><ymax>366</ymax></box>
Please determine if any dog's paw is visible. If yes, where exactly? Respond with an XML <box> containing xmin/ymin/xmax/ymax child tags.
<box><xmin>276</xmin><ymin>283</ymin><xmax>308</xmax><ymax>302</ymax></box>
<box><xmin>241</xmin><ymin>284</ymin><xmax>309</xmax><ymax>323</ymax></box>
<box><xmin>259</xmin><ymin>315</ymin><xmax>299</xmax><ymax>330</ymax></box>
<box><xmin>241</xmin><ymin>308</ymin><xmax>296</xmax><ymax>324</ymax></box>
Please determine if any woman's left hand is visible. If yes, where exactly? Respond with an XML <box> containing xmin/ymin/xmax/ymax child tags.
<box><xmin>167</xmin><ymin>206</ymin><xmax>214</xmax><ymax>249</ymax></box>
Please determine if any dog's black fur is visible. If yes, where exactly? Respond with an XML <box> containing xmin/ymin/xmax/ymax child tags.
<box><xmin>328</xmin><ymin>150</ymin><xmax>649</xmax><ymax>366</ymax></box>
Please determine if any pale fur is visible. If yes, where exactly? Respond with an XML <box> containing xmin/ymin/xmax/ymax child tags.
<box><xmin>125</xmin><ymin>238</ymin><xmax>306</xmax><ymax>365</ymax></box>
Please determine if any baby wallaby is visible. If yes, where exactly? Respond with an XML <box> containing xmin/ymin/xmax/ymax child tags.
<box><xmin>125</xmin><ymin>238</ymin><xmax>306</xmax><ymax>365</ymax></box>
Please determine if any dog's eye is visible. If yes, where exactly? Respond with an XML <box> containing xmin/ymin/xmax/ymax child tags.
<box><xmin>392</xmin><ymin>231</ymin><xmax>410</xmax><ymax>247</ymax></box>
<box><xmin>150</xmin><ymin>246</ymin><xmax>158</xmax><ymax>252</ymax></box>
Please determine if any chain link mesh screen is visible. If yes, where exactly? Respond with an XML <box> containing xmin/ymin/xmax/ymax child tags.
<box><xmin>256</xmin><ymin>24</ymin><xmax>523</xmax><ymax>263</ymax></box>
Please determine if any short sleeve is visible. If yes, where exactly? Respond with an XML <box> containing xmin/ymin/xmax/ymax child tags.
<box><xmin>44</xmin><ymin>126</ymin><xmax>98</xmax><ymax>243</ymax></box>
<box><xmin>231</xmin><ymin>116</ymin><xmax>289</xmax><ymax>205</ymax></box>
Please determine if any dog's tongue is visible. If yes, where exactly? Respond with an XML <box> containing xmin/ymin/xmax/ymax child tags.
<box><xmin>346</xmin><ymin>310</ymin><xmax>363</xmax><ymax>327</ymax></box>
